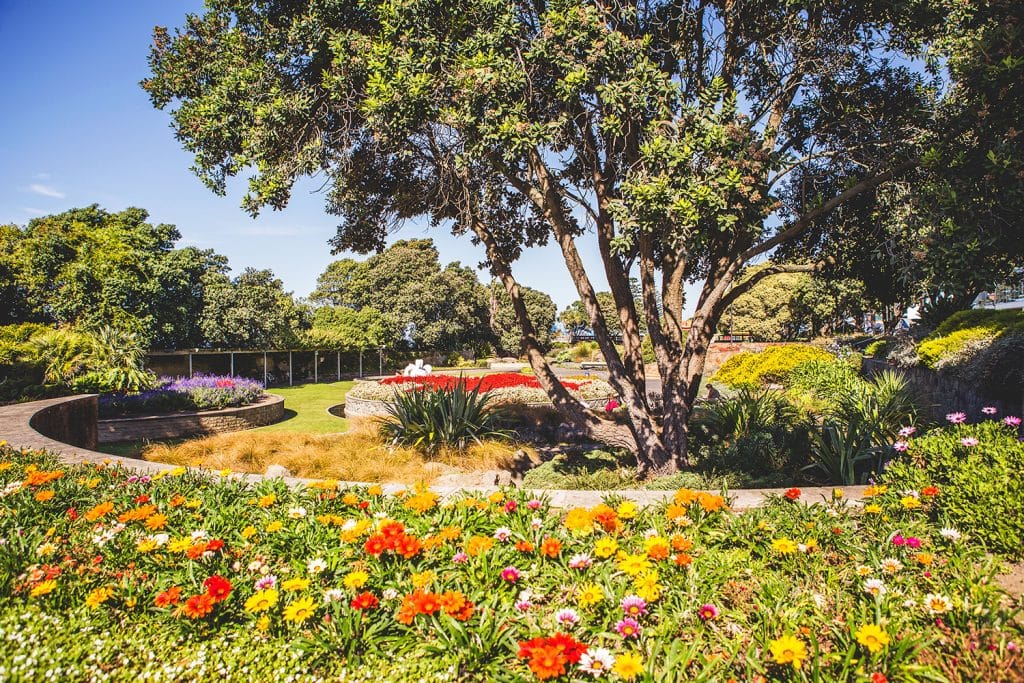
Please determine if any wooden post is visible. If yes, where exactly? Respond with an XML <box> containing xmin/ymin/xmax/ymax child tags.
<box><xmin>337</xmin><ymin>351</ymin><xmax>341</xmax><ymax>381</ymax></box>
<box><xmin>359</xmin><ymin>348</ymin><xmax>363</xmax><ymax>378</ymax></box>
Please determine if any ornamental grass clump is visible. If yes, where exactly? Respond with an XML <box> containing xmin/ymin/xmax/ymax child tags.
<box><xmin>380</xmin><ymin>378</ymin><xmax>511</xmax><ymax>454</ymax></box>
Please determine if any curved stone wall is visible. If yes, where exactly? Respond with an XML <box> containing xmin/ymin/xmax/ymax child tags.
<box><xmin>97</xmin><ymin>394</ymin><xmax>285</xmax><ymax>443</ymax></box>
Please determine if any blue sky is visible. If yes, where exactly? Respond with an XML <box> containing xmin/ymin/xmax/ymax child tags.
<box><xmin>0</xmin><ymin>1</ymin><xmax>699</xmax><ymax>314</ymax></box>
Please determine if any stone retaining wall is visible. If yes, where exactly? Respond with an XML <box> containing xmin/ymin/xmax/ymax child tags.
<box><xmin>97</xmin><ymin>394</ymin><xmax>285</xmax><ymax>443</ymax></box>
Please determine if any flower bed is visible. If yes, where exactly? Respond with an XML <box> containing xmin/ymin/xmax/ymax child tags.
<box><xmin>99</xmin><ymin>374</ymin><xmax>265</xmax><ymax>417</ymax></box>
<box><xmin>349</xmin><ymin>372</ymin><xmax>615</xmax><ymax>407</ymax></box>
<box><xmin>0</xmin><ymin>446</ymin><xmax>1020</xmax><ymax>681</ymax></box>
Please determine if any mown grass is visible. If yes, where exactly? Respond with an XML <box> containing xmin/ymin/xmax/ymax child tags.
<box><xmin>255</xmin><ymin>380</ymin><xmax>353</xmax><ymax>434</ymax></box>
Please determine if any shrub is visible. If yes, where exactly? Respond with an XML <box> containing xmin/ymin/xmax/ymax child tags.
<box><xmin>863</xmin><ymin>339</ymin><xmax>891</xmax><ymax>358</ymax></box>
<box><xmin>713</xmin><ymin>344</ymin><xmax>832</xmax><ymax>388</ymax></box>
<box><xmin>100</xmin><ymin>374</ymin><xmax>265</xmax><ymax>416</ymax></box>
<box><xmin>785</xmin><ymin>357</ymin><xmax>862</xmax><ymax>406</ymax></box>
<box><xmin>379</xmin><ymin>378</ymin><xmax>510</xmax><ymax>454</ymax></box>
<box><xmin>917</xmin><ymin>327</ymin><xmax>995</xmax><ymax>369</ymax></box>
<box><xmin>881</xmin><ymin>419</ymin><xmax>1024</xmax><ymax>558</ymax></box>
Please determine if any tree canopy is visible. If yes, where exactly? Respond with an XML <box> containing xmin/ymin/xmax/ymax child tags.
<box><xmin>199</xmin><ymin>267</ymin><xmax>310</xmax><ymax>349</ymax></box>
<box><xmin>489</xmin><ymin>282</ymin><xmax>557</xmax><ymax>356</ymax></box>
<box><xmin>145</xmin><ymin>0</ymin><xmax>1014</xmax><ymax>473</ymax></box>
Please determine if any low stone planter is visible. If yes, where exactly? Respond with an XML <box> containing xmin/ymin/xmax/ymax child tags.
<box><xmin>97</xmin><ymin>394</ymin><xmax>285</xmax><ymax>443</ymax></box>
<box><xmin>343</xmin><ymin>394</ymin><xmax>610</xmax><ymax>418</ymax></box>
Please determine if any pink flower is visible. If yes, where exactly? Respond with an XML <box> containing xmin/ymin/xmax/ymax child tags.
<box><xmin>898</xmin><ymin>426</ymin><xmax>917</xmax><ymax>438</ymax></box>
<box><xmin>555</xmin><ymin>608</ymin><xmax>580</xmax><ymax>626</ymax></box>
<box><xmin>982</xmin><ymin>406</ymin><xmax>998</xmax><ymax>415</ymax></box>
<box><xmin>960</xmin><ymin>437</ymin><xmax>979</xmax><ymax>447</ymax></box>
<box><xmin>698</xmin><ymin>604</ymin><xmax>719</xmax><ymax>621</ymax></box>
<box><xmin>254</xmin><ymin>575</ymin><xmax>277</xmax><ymax>590</ymax></box>
<box><xmin>906</xmin><ymin>537</ymin><xmax>922</xmax><ymax>549</ymax></box>
<box><xmin>1004</xmin><ymin>416</ymin><xmax>1022</xmax><ymax>427</ymax></box>
<box><xmin>615</xmin><ymin>617</ymin><xmax>641</xmax><ymax>638</ymax></box>
<box><xmin>452</xmin><ymin>552</ymin><xmax>469</xmax><ymax>564</ymax></box>
<box><xmin>892</xmin><ymin>535</ymin><xmax>906</xmax><ymax>547</ymax></box>
<box><xmin>568</xmin><ymin>553</ymin><xmax>592</xmax><ymax>570</ymax></box>
<box><xmin>500</xmin><ymin>566</ymin><xmax>520</xmax><ymax>583</ymax></box>
<box><xmin>893</xmin><ymin>440</ymin><xmax>909</xmax><ymax>452</ymax></box>
<box><xmin>503</xmin><ymin>500</ymin><xmax>518</xmax><ymax>513</ymax></box>
<box><xmin>527</xmin><ymin>499</ymin><xmax>542</xmax><ymax>510</ymax></box>
<box><xmin>946</xmin><ymin>412</ymin><xmax>967</xmax><ymax>424</ymax></box>
<box><xmin>620</xmin><ymin>595</ymin><xmax>647</xmax><ymax>617</ymax></box>
<box><xmin>515</xmin><ymin>598</ymin><xmax>532</xmax><ymax>611</ymax></box>
<box><xmin>605</xmin><ymin>399</ymin><xmax>620</xmax><ymax>413</ymax></box>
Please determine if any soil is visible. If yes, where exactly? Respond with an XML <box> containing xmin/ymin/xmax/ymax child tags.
<box><xmin>996</xmin><ymin>561</ymin><xmax>1024</xmax><ymax>601</ymax></box>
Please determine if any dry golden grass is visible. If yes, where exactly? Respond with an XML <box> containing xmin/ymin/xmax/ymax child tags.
<box><xmin>142</xmin><ymin>418</ymin><xmax>536</xmax><ymax>484</ymax></box>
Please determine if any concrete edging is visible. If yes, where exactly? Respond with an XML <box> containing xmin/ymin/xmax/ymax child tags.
<box><xmin>0</xmin><ymin>395</ymin><xmax>867</xmax><ymax>509</ymax></box>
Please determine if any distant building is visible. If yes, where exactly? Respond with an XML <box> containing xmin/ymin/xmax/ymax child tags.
<box><xmin>973</xmin><ymin>279</ymin><xmax>1024</xmax><ymax>311</ymax></box>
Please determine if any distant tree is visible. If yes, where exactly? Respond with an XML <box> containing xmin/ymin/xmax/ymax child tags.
<box><xmin>308</xmin><ymin>306</ymin><xmax>393</xmax><ymax>351</ymax></box>
<box><xmin>310</xmin><ymin>240</ymin><xmax>490</xmax><ymax>351</ymax></box>
<box><xmin>200</xmin><ymin>268</ymin><xmax>310</xmax><ymax>349</ymax></box>
<box><xmin>2</xmin><ymin>205</ymin><xmax>228</xmax><ymax>347</ymax></box>
<box><xmin>490</xmin><ymin>282</ymin><xmax>556</xmax><ymax>356</ymax></box>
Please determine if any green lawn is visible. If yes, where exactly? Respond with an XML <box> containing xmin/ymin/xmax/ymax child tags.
<box><xmin>257</xmin><ymin>380</ymin><xmax>353</xmax><ymax>434</ymax></box>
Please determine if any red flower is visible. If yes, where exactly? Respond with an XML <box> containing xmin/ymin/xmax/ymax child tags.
<box><xmin>66</xmin><ymin>507</ymin><xmax>78</xmax><ymax>520</ymax></box>
<box><xmin>182</xmin><ymin>593</ymin><xmax>215</xmax><ymax>619</ymax></box>
<box><xmin>394</xmin><ymin>533</ymin><xmax>422</xmax><ymax>559</ymax></box>
<box><xmin>206</xmin><ymin>539</ymin><xmax>225</xmax><ymax>552</ymax></box>
<box><xmin>871</xmin><ymin>674</ymin><xmax>888</xmax><ymax>683</ymax></box>
<box><xmin>517</xmin><ymin>633</ymin><xmax>587</xmax><ymax>680</ymax></box>
<box><xmin>351</xmin><ymin>592</ymin><xmax>379</xmax><ymax>610</ymax></box>
<box><xmin>134</xmin><ymin>494</ymin><xmax>150</xmax><ymax>504</ymax></box>
<box><xmin>154</xmin><ymin>586</ymin><xmax>182</xmax><ymax>608</ymax></box>
<box><xmin>545</xmin><ymin>632</ymin><xmax>587</xmax><ymax>664</ymax></box>
<box><xmin>380</xmin><ymin>521</ymin><xmax>405</xmax><ymax>538</ymax></box>
<box><xmin>784</xmin><ymin>487</ymin><xmax>801</xmax><ymax>501</ymax></box>
<box><xmin>203</xmin><ymin>575</ymin><xmax>232</xmax><ymax>603</ymax></box>
<box><xmin>364</xmin><ymin>534</ymin><xmax>388</xmax><ymax>556</ymax></box>
<box><xmin>516</xmin><ymin>540</ymin><xmax>535</xmax><ymax>553</ymax></box>
<box><xmin>921</xmin><ymin>485</ymin><xmax>940</xmax><ymax>497</ymax></box>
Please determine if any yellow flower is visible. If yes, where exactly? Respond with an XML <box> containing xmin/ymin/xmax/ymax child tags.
<box><xmin>832</xmin><ymin>488</ymin><xmax>844</xmax><ymax>499</ymax></box>
<box><xmin>863</xmin><ymin>485</ymin><xmax>888</xmax><ymax>497</ymax></box>
<box><xmin>564</xmin><ymin>508</ymin><xmax>595</xmax><ymax>534</ymax></box>
<box><xmin>405</xmin><ymin>489</ymin><xmax>439</xmax><ymax>514</ymax></box>
<box><xmin>256</xmin><ymin>615</ymin><xmax>271</xmax><ymax>631</ymax></box>
<box><xmin>281</xmin><ymin>577</ymin><xmax>311</xmax><ymax>592</ymax></box>
<box><xmin>170</xmin><ymin>467</ymin><xmax>186</xmax><ymax>476</ymax></box>
<box><xmin>340</xmin><ymin>519</ymin><xmax>371</xmax><ymax>543</ymax></box>
<box><xmin>856</xmin><ymin>565</ymin><xmax>872</xmax><ymax>577</ymax></box>
<box><xmin>367</xmin><ymin>484</ymin><xmax>383</xmax><ymax>497</ymax></box>
<box><xmin>137</xmin><ymin>538</ymin><xmax>158</xmax><ymax>553</ymax></box>
<box><xmin>342</xmin><ymin>492</ymin><xmax>360</xmax><ymax>506</ymax></box>
<box><xmin>241</xmin><ymin>525</ymin><xmax>257</xmax><ymax>540</ymax></box>
<box><xmin>802</xmin><ymin>539</ymin><xmax>818</xmax><ymax>553</ymax></box>
<box><xmin>612</xmin><ymin>652</ymin><xmax>643</xmax><ymax>680</ymax></box>
<box><xmin>257</xmin><ymin>494</ymin><xmax>277</xmax><ymax>508</ymax></box>
<box><xmin>770</xmin><ymin>634</ymin><xmax>807</xmax><ymax>668</ymax></box>
<box><xmin>85</xmin><ymin>586</ymin><xmax>114</xmax><ymax>609</ymax></box>
<box><xmin>266</xmin><ymin>521</ymin><xmax>284</xmax><ymax>533</ymax></box>
<box><xmin>577</xmin><ymin>584</ymin><xmax>604</xmax><ymax>608</ymax></box>
<box><xmin>634</xmin><ymin>571</ymin><xmax>663</xmax><ymax>602</ymax></box>
<box><xmin>855</xmin><ymin>624</ymin><xmax>890</xmax><ymax>653</ymax></box>
<box><xmin>487</xmin><ymin>491</ymin><xmax>505</xmax><ymax>504</ymax></box>
<box><xmin>184</xmin><ymin>499</ymin><xmax>201</xmax><ymax>509</ymax></box>
<box><xmin>168</xmin><ymin>537</ymin><xmax>191</xmax><ymax>553</ymax></box>
<box><xmin>915</xmin><ymin>552</ymin><xmax>934</xmax><ymax>566</ymax></box>
<box><xmin>616</xmin><ymin>553</ymin><xmax>652</xmax><ymax>577</ymax></box>
<box><xmin>245</xmin><ymin>589</ymin><xmax>279</xmax><ymax>613</ymax></box>
<box><xmin>772</xmin><ymin>538</ymin><xmax>798</xmax><ymax>554</ymax></box>
<box><xmin>30</xmin><ymin>580</ymin><xmax>57</xmax><ymax>598</ymax></box>
<box><xmin>0</xmin><ymin>462</ymin><xmax>11</xmax><ymax>472</ymax></box>
<box><xmin>643</xmin><ymin>535</ymin><xmax>670</xmax><ymax>560</ymax></box>
<box><xmin>411</xmin><ymin>571</ymin><xmax>436</xmax><ymax>589</ymax></box>
<box><xmin>219</xmin><ymin>468</ymin><xmax>231</xmax><ymax>477</ymax></box>
<box><xmin>616</xmin><ymin>501</ymin><xmax>638</xmax><ymax>519</ymax></box>
<box><xmin>343</xmin><ymin>571</ymin><xmax>369</xmax><ymax>590</ymax></box>
<box><xmin>900</xmin><ymin>496</ymin><xmax>922</xmax><ymax>510</ymax></box>
<box><xmin>282</xmin><ymin>596</ymin><xmax>316</xmax><ymax>623</ymax></box>
<box><xmin>864</xmin><ymin>504</ymin><xmax>882</xmax><ymax>514</ymax></box>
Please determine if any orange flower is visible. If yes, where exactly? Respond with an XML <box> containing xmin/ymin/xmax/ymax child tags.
<box><xmin>527</xmin><ymin>645</ymin><xmax>569</xmax><ymax>680</ymax></box>
<box><xmin>466</xmin><ymin>535</ymin><xmax>495</xmax><ymax>557</ymax></box>
<box><xmin>590</xmin><ymin>504</ymin><xmax>621</xmax><ymax>533</ymax></box>
<box><xmin>666</xmin><ymin>504</ymin><xmax>689</xmax><ymax>521</ymax></box>
<box><xmin>674</xmin><ymin>488</ymin><xmax>697</xmax><ymax>505</ymax></box>
<box><xmin>438</xmin><ymin>590</ymin><xmax>471</xmax><ymax>618</ymax></box>
<box><xmin>697</xmin><ymin>492</ymin><xmax>726</xmax><ymax>512</ymax></box>
<box><xmin>34</xmin><ymin>490</ymin><xmax>55</xmax><ymax>502</ymax></box>
<box><xmin>24</xmin><ymin>469</ymin><xmax>64</xmax><ymax>487</ymax></box>
<box><xmin>83</xmin><ymin>501</ymin><xmax>114</xmax><ymax>522</ymax></box>
<box><xmin>540</xmin><ymin>537</ymin><xmax>562</xmax><ymax>558</ymax></box>
<box><xmin>155</xmin><ymin>586</ymin><xmax>182</xmax><ymax>608</ymax></box>
<box><xmin>674</xmin><ymin>553</ymin><xmax>693</xmax><ymax>567</ymax></box>
<box><xmin>144</xmin><ymin>513</ymin><xmax>167</xmax><ymax>531</ymax></box>
<box><xmin>118</xmin><ymin>504</ymin><xmax>157</xmax><ymax>523</ymax></box>
<box><xmin>394</xmin><ymin>533</ymin><xmax>422</xmax><ymax>559</ymax></box>
<box><xmin>411</xmin><ymin>590</ymin><xmax>441</xmax><ymax>615</ymax></box>
<box><xmin>921</xmin><ymin>486</ymin><xmax>940</xmax><ymax>497</ymax></box>
<box><xmin>186</xmin><ymin>542</ymin><xmax>209</xmax><ymax>560</ymax></box>
<box><xmin>169</xmin><ymin>494</ymin><xmax>187</xmax><ymax>508</ymax></box>
<box><xmin>670</xmin><ymin>535</ymin><xmax>693</xmax><ymax>552</ymax></box>
<box><xmin>182</xmin><ymin>593</ymin><xmax>215</xmax><ymax>619</ymax></box>
<box><xmin>380</xmin><ymin>521</ymin><xmax>406</xmax><ymax>538</ymax></box>
<box><xmin>516</xmin><ymin>540</ymin><xmax>535</xmax><ymax>553</ymax></box>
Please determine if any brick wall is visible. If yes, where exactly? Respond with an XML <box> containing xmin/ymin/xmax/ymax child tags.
<box><xmin>97</xmin><ymin>394</ymin><xmax>285</xmax><ymax>443</ymax></box>
<box><xmin>27</xmin><ymin>394</ymin><xmax>99</xmax><ymax>450</ymax></box>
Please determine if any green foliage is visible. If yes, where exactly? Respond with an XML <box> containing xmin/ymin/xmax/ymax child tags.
<box><xmin>882</xmin><ymin>420</ymin><xmax>1024</xmax><ymax>558</ymax></box>
<box><xmin>786</xmin><ymin>358</ymin><xmax>863</xmax><ymax>407</ymax></box>
<box><xmin>307</xmin><ymin>306</ymin><xmax>392</xmax><ymax>351</ymax></box>
<box><xmin>713</xmin><ymin>344</ymin><xmax>833</xmax><ymax>388</ymax></box>
<box><xmin>379</xmin><ymin>379</ymin><xmax>509</xmax><ymax>454</ymax></box>
<box><xmin>489</xmin><ymin>282</ymin><xmax>557</xmax><ymax>355</ymax></box>
<box><xmin>807</xmin><ymin>422</ymin><xmax>878</xmax><ymax>486</ymax></box>
<box><xmin>200</xmin><ymin>268</ymin><xmax>310</xmax><ymax>349</ymax></box>
<box><xmin>863</xmin><ymin>339</ymin><xmax>891</xmax><ymax>358</ymax></box>
<box><xmin>914</xmin><ymin>310</ymin><xmax>1024</xmax><ymax>384</ymax></box>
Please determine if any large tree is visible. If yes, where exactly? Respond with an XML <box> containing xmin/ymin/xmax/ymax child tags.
<box><xmin>148</xmin><ymin>0</ymin><xmax>990</xmax><ymax>474</ymax></box>
<box><xmin>200</xmin><ymin>268</ymin><xmax>309</xmax><ymax>349</ymax></box>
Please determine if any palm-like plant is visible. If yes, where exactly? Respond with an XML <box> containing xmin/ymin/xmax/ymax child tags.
<box><xmin>379</xmin><ymin>378</ymin><xmax>510</xmax><ymax>454</ymax></box>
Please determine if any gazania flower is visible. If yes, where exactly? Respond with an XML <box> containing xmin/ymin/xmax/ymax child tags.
<box><xmin>307</xmin><ymin>558</ymin><xmax>327</xmax><ymax>574</ymax></box>
<box><xmin>864</xmin><ymin>578</ymin><xmax>886</xmax><ymax>597</ymax></box>
<box><xmin>939</xmin><ymin>527</ymin><xmax>962</xmax><ymax>541</ymax></box>
<box><xmin>493</xmin><ymin>527</ymin><xmax>512</xmax><ymax>542</ymax></box>
<box><xmin>281</xmin><ymin>577</ymin><xmax>310</xmax><ymax>592</ymax></box>
<box><xmin>287</xmin><ymin>507</ymin><xmax>307</xmax><ymax>519</ymax></box>
<box><xmin>452</xmin><ymin>551</ymin><xmax>469</xmax><ymax>563</ymax></box>
<box><xmin>568</xmin><ymin>553</ymin><xmax>592</xmax><ymax>569</ymax></box>
<box><xmin>880</xmin><ymin>558</ymin><xmax>903</xmax><ymax>573</ymax></box>
<box><xmin>698</xmin><ymin>604</ymin><xmax>719</xmax><ymax>621</ymax></box>
<box><xmin>856</xmin><ymin>624</ymin><xmax>890</xmax><ymax>653</ymax></box>
<box><xmin>182</xmin><ymin>593</ymin><xmax>215</xmax><ymax>619</ymax></box>
<box><xmin>501</xmin><ymin>566</ymin><xmax>521</xmax><ymax>583</ymax></box>
<box><xmin>540</xmin><ymin>537</ymin><xmax>562</xmax><ymax>558</ymax></box>
<box><xmin>244</xmin><ymin>589</ymin><xmax>279</xmax><ymax>613</ymax></box>
<box><xmin>923</xmin><ymin>593</ymin><xmax>953</xmax><ymax>615</ymax></box>
<box><xmin>772</xmin><ymin>538</ymin><xmax>798</xmax><ymax>554</ymax></box>
<box><xmin>203</xmin><ymin>575</ymin><xmax>232</xmax><ymax>603</ymax></box>
<box><xmin>620</xmin><ymin>595</ymin><xmax>647</xmax><ymax>617</ymax></box>
<box><xmin>30</xmin><ymin>580</ymin><xmax>57</xmax><ymax>598</ymax></box>
<box><xmin>283</xmin><ymin>596</ymin><xmax>317</xmax><ymax>623</ymax></box>
<box><xmin>770</xmin><ymin>634</ymin><xmax>807</xmax><ymax>668</ymax></box>
<box><xmin>578</xmin><ymin>647</ymin><xmax>614</xmax><ymax>677</ymax></box>
<box><xmin>611</xmin><ymin>652</ymin><xmax>643</xmax><ymax>681</ymax></box>
<box><xmin>784</xmin><ymin>488</ymin><xmax>801</xmax><ymax>501</ymax></box>
<box><xmin>555</xmin><ymin>608</ymin><xmax>580</xmax><ymax>627</ymax></box>
<box><xmin>154</xmin><ymin>586</ymin><xmax>182</xmax><ymax>607</ymax></box>
<box><xmin>343</xmin><ymin>571</ymin><xmax>368</xmax><ymax>589</ymax></box>
<box><xmin>255</xmin><ymin>575</ymin><xmax>277</xmax><ymax>591</ymax></box>
<box><xmin>615</xmin><ymin>617</ymin><xmax>641</xmax><ymax>638</ymax></box>
<box><xmin>350</xmin><ymin>591</ymin><xmax>379</xmax><ymax>610</ymax></box>
<box><xmin>577</xmin><ymin>584</ymin><xmax>604</xmax><ymax>608</ymax></box>
<box><xmin>593</xmin><ymin>537</ymin><xmax>618</xmax><ymax>558</ymax></box>
<box><xmin>85</xmin><ymin>586</ymin><xmax>114</xmax><ymax>609</ymax></box>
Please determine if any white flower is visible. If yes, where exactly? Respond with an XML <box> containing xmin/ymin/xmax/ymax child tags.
<box><xmin>856</xmin><ymin>565</ymin><xmax>873</xmax><ymax>577</ymax></box>
<box><xmin>939</xmin><ymin>527</ymin><xmax>962</xmax><ymax>542</ymax></box>
<box><xmin>190</xmin><ymin>529</ymin><xmax>208</xmax><ymax>541</ymax></box>
<box><xmin>152</xmin><ymin>533</ymin><xmax>169</xmax><ymax>546</ymax></box>
<box><xmin>578</xmin><ymin>647</ymin><xmax>615</xmax><ymax>677</ymax></box>
<box><xmin>864</xmin><ymin>578</ymin><xmax>887</xmax><ymax>597</ymax></box>
<box><xmin>307</xmin><ymin>558</ymin><xmax>327</xmax><ymax>574</ymax></box>
<box><xmin>382</xmin><ymin>588</ymin><xmax>400</xmax><ymax>601</ymax></box>
<box><xmin>923</xmin><ymin>593</ymin><xmax>953</xmax><ymax>615</ymax></box>
<box><xmin>530</xmin><ymin>517</ymin><xmax>543</xmax><ymax>530</ymax></box>
<box><xmin>568</xmin><ymin>553</ymin><xmax>592</xmax><ymax>570</ymax></box>
<box><xmin>643</xmin><ymin>528</ymin><xmax>659</xmax><ymax>539</ymax></box>
<box><xmin>322</xmin><ymin>589</ymin><xmax>344</xmax><ymax>604</ymax></box>
<box><xmin>373</xmin><ymin>511</ymin><xmax>388</xmax><ymax>520</ymax></box>
<box><xmin>36</xmin><ymin>542</ymin><xmax>57</xmax><ymax>557</ymax></box>
<box><xmin>341</xmin><ymin>519</ymin><xmax>359</xmax><ymax>532</ymax></box>
<box><xmin>555</xmin><ymin>608</ymin><xmax>580</xmax><ymax>627</ymax></box>
<box><xmin>902</xmin><ymin>598</ymin><xmax>916</xmax><ymax>609</ymax></box>
<box><xmin>247</xmin><ymin>559</ymin><xmax>265</xmax><ymax>572</ymax></box>
<box><xmin>493</xmin><ymin>527</ymin><xmax>512</xmax><ymax>542</ymax></box>
<box><xmin>287</xmin><ymin>507</ymin><xmax>307</xmax><ymax>519</ymax></box>
<box><xmin>880</xmin><ymin>558</ymin><xmax>903</xmax><ymax>574</ymax></box>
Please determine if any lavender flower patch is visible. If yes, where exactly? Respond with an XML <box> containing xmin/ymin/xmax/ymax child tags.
<box><xmin>100</xmin><ymin>374</ymin><xmax>265</xmax><ymax>416</ymax></box>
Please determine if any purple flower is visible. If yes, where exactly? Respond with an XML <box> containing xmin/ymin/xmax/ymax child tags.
<box><xmin>605</xmin><ymin>399</ymin><xmax>620</xmax><ymax>413</ymax></box>
<box><xmin>893</xmin><ymin>440</ymin><xmax>909</xmax><ymax>452</ymax></box>
<box><xmin>946</xmin><ymin>412</ymin><xmax>967</xmax><ymax>424</ymax></box>
<box><xmin>1004</xmin><ymin>416</ymin><xmax>1022</xmax><ymax>427</ymax></box>
<box><xmin>452</xmin><ymin>552</ymin><xmax>469</xmax><ymax>564</ymax></box>
<box><xmin>620</xmin><ymin>595</ymin><xmax>647</xmax><ymax>617</ymax></box>
<box><xmin>960</xmin><ymin>437</ymin><xmax>979</xmax><ymax>447</ymax></box>
<box><xmin>982</xmin><ymin>406</ymin><xmax>998</xmax><ymax>415</ymax></box>
<box><xmin>615</xmin><ymin>617</ymin><xmax>641</xmax><ymax>638</ymax></box>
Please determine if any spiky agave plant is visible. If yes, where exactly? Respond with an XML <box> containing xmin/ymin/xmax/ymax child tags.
<box><xmin>379</xmin><ymin>377</ymin><xmax>510</xmax><ymax>455</ymax></box>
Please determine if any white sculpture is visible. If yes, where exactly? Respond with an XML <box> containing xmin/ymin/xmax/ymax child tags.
<box><xmin>401</xmin><ymin>358</ymin><xmax>433</xmax><ymax>377</ymax></box>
